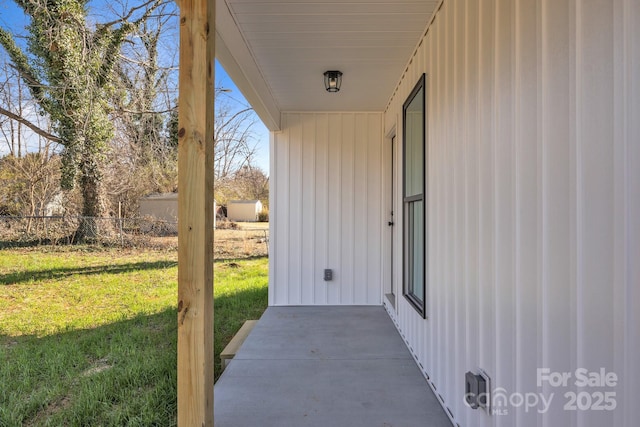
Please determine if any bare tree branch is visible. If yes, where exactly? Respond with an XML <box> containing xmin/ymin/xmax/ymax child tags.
<box><xmin>117</xmin><ymin>107</ymin><xmax>176</xmax><ymax>115</ymax></box>
<box><xmin>0</xmin><ymin>106</ymin><xmax>61</xmax><ymax>143</ymax></box>
<box><xmin>97</xmin><ymin>0</ymin><xmax>168</xmax><ymax>30</ymax></box>
<box><xmin>8</xmin><ymin>63</ymin><xmax>42</xmax><ymax>89</ymax></box>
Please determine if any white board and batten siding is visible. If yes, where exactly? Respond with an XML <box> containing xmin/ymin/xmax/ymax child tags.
<box><xmin>269</xmin><ymin>112</ymin><xmax>383</xmax><ymax>306</ymax></box>
<box><xmin>384</xmin><ymin>1</ymin><xmax>640</xmax><ymax>427</ymax></box>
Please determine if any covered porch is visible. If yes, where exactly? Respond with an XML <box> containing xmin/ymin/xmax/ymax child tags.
<box><xmin>214</xmin><ymin>306</ymin><xmax>452</xmax><ymax>427</ymax></box>
<box><xmin>177</xmin><ymin>0</ymin><xmax>640</xmax><ymax>425</ymax></box>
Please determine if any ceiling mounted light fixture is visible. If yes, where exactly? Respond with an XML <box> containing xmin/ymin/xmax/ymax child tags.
<box><xmin>323</xmin><ymin>70</ymin><xmax>343</xmax><ymax>92</ymax></box>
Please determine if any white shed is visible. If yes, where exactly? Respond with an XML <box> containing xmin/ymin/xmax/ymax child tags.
<box><xmin>139</xmin><ymin>193</ymin><xmax>216</xmax><ymax>228</ymax></box>
<box><xmin>139</xmin><ymin>193</ymin><xmax>178</xmax><ymax>222</ymax></box>
<box><xmin>227</xmin><ymin>200</ymin><xmax>262</xmax><ymax>222</ymax></box>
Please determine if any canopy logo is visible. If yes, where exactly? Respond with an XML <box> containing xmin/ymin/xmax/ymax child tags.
<box><xmin>463</xmin><ymin>368</ymin><xmax>618</xmax><ymax>415</ymax></box>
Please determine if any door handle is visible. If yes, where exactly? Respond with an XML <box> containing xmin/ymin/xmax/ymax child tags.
<box><xmin>388</xmin><ymin>221</ymin><xmax>395</xmax><ymax>226</ymax></box>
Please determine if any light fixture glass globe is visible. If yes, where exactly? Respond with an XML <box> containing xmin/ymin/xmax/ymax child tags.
<box><xmin>323</xmin><ymin>71</ymin><xmax>343</xmax><ymax>92</ymax></box>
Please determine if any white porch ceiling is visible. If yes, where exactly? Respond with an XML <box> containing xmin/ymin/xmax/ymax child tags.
<box><xmin>216</xmin><ymin>0</ymin><xmax>439</xmax><ymax>130</ymax></box>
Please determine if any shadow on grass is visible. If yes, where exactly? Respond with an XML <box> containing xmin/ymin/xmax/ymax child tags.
<box><xmin>0</xmin><ymin>308</ymin><xmax>179</xmax><ymax>427</ymax></box>
<box><xmin>0</xmin><ymin>286</ymin><xmax>267</xmax><ymax>427</ymax></box>
<box><xmin>0</xmin><ymin>235</ymin><xmax>92</xmax><ymax>248</ymax></box>
<box><xmin>0</xmin><ymin>260</ymin><xmax>177</xmax><ymax>286</ymax></box>
<box><xmin>0</xmin><ymin>239</ymin><xmax>64</xmax><ymax>249</ymax></box>
<box><xmin>215</xmin><ymin>255</ymin><xmax>269</xmax><ymax>263</ymax></box>
<box><xmin>213</xmin><ymin>284</ymin><xmax>269</xmax><ymax>378</ymax></box>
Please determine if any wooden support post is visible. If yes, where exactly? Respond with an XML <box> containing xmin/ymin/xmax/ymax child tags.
<box><xmin>177</xmin><ymin>0</ymin><xmax>215</xmax><ymax>426</ymax></box>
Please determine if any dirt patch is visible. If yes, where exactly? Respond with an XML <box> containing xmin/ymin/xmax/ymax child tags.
<box><xmin>81</xmin><ymin>358</ymin><xmax>113</xmax><ymax>377</ymax></box>
<box><xmin>100</xmin><ymin>228</ymin><xmax>268</xmax><ymax>259</ymax></box>
<box><xmin>235</xmin><ymin>222</ymin><xmax>269</xmax><ymax>230</ymax></box>
<box><xmin>26</xmin><ymin>396</ymin><xmax>72</xmax><ymax>427</ymax></box>
<box><xmin>2</xmin><ymin>339</ymin><xmax>18</xmax><ymax>349</ymax></box>
<box><xmin>214</xmin><ymin>229</ymin><xmax>268</xmax><ymax>259</ymax></box>
<box><xmin>0</xmin><ymin>226</ymin><xmax>269</xmax><ymax>259</ymax></box>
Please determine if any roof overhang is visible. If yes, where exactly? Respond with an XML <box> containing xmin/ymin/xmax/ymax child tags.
<box><xmin>215</xmin><ymin>0</ymin><xmax>440</xmax><ymax>131</ymax></box>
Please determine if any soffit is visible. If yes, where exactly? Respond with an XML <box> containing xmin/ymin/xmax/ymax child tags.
<box><xmin>217</xmin><ymin>0</ymin><xmax>438</xmax><ymax>126</ymax></box>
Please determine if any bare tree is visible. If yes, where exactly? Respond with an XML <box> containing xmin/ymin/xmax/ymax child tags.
<box><xmin>0</xmin><ymin>150</ymin><xmax>62</xmax><ymax>221</ymax></box>
<box><xmin>0</xmin><ymin>56</ymin><xmax>46</xmax><ymax>157</ymax></box>
<box><xmin>0</xmin><ymin>0</ymin><xmax>166</xmax><ymax>240</ymax></box>
<box><xmin>0</xmin><ymin>0</ymin><xmax>265</xmax><ymax>225</ymax></box>
<box><xmin>107</xmin><ymin>1</ymin><xmax>262</xmax><ymax>216</ymax></box>
<box><xmin>219</xmin><ymin>165</ymin><xmax>269</xmax><ymax>205</ymax></box>
<box><xmin>114</xmin><ymin>1</ymin><xmax>177</xmax><ymax>160</ymax></box>
<box><xmin>105</xmin><ymin>1</ymin><xmax>179</xmax><ymax>217</ymax></box>
<box><xmin>214</xmin><ymin>95</ymin><xmax>258</xmax><ymax>181</ymax></box>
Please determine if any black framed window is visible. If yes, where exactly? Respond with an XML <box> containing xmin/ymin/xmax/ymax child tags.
<box><xmin>402</xmin><ymin>74</ymin><xmax>426</xmax><ymax>318</ymax></box>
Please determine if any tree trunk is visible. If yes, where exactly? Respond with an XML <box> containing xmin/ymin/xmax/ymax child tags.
<box><xmin>76</xmin><ymin>155</ymin><xmax>111</xmax><ymax>241</ymax></box>
<box><xmin>26</xmin><ymin>184</ymin><xmax>35</xmax><ymax>234</ymax></box>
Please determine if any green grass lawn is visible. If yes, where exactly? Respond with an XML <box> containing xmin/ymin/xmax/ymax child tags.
<box><xmin>0</xmin><ymin>247</ymin><xmax>268</xmax><ymax>427</ymax></box>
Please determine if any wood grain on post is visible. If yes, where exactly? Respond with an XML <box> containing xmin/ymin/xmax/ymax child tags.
<box><xmin>177</xmin><ymin>0</ymin><xmax>215</xmax><ymax>425</ymax></box>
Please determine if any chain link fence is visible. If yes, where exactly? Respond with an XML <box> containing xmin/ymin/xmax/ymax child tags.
<box><xmin>0</xmin><ymin>216</ymin><xmax>268</xmax><ymax>258</ymax></box>
<box><xmin>0</xmin><ymin>216</ymin><xmax>176</xmax><ymax>245</ymax></box>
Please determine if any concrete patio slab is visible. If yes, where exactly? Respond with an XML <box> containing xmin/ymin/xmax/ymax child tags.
<box><xmin>214</xmin><ymin>306</ymin><xmax>452</xmax><ymax>427</ymax></box>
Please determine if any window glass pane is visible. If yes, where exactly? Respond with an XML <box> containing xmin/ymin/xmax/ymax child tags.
<box><xmin>402</xmin><ymin>74</ymin><xmax>426</xmax><ymax>317</ymax></box>
<box><xmin>408</xmin><ymin>200</ymin><xmax>424</xmax><ymax>302</ymax></box>
<box><xmin>405</xmin><ymin>86</ymin><xmax>424</xmax><ymax>197</ymax></box>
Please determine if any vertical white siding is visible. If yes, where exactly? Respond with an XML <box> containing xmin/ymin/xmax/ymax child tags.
<box><xmin>620</xmin><ymin>3</ymin><xmax>640</xmax><ymax>427</ymax></box>
<box><xmin>384</xmin><ymin>0</ymin><xmax>640</xmax><ymax>426</ymax></box>
<box><xmin>269</xmin><ymin>112</ymin><xmax>383</xmax><ymax>306</ymax></box>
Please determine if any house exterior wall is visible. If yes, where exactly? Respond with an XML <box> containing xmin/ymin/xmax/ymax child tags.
<box><xmin>269</xmin><ymin>112</ymin><xmax>383</xmax><ymax>306</ymax></box>
<box><xmin>383</xmin><ymin>1</ymin><xmax>640</xmax><ymax>427</ymax></box>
